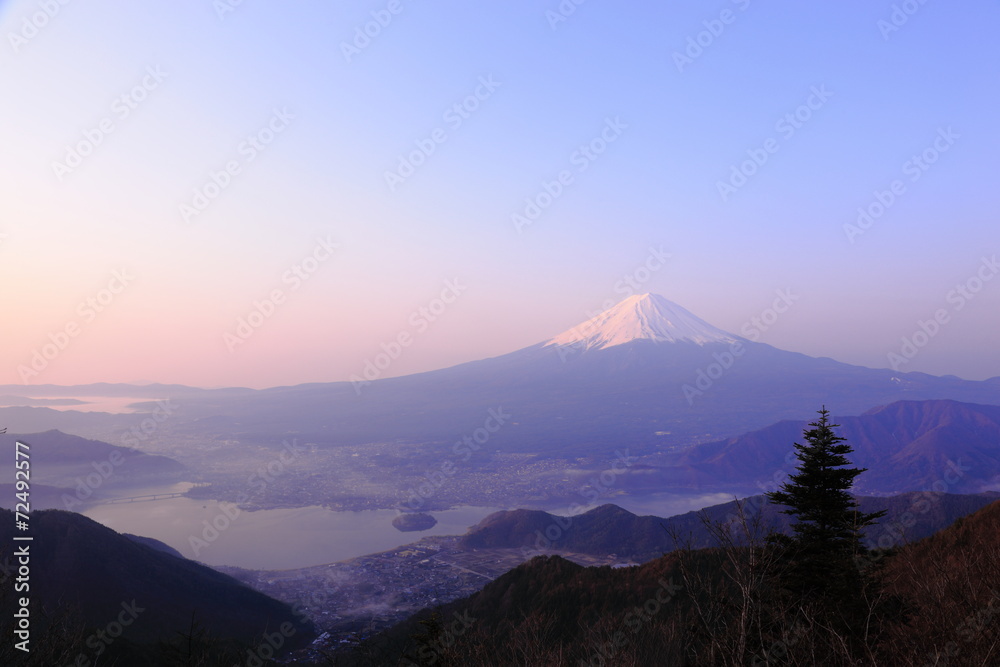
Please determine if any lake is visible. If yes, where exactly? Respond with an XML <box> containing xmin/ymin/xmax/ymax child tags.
<box><xmin>0</xmin><ymin>395</ymin><xmax>166</xmax><ymax>414</ymax></box>
<box><xmin>83</xmin><ymin>485</ymin><xmax>501</xmax><ymax>570</ymax></box>
<box><xmin>81</xmin><ymin>483</ymin><xmax>736</xmax><ymax>570</ymax></box>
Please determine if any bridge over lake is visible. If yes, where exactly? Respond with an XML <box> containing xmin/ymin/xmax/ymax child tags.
<box><xmin>101</xmin><ymin>492</ymin><xmax>186</xmax><ymax>504</ymax></box>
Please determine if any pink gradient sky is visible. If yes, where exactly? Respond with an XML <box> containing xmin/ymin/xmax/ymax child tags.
<box><xmin>2</xmin><ymin>1</ymin><xmax>997</xmax><ymax>389</ymax></box>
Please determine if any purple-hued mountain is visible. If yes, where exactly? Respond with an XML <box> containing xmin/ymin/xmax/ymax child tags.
<box><xmin>160</xmin><ymin>293</ymin><xmax>999</xmax><ymax>452</ymax></box>
<box><xmin>670</xmin><ymin>399</ymin><xmax>1000</xmax><ymax>494</ymax></box>
<box><xmin>2</xmin><ymin>294</ymin><xmax>999</xmax><ymax>460</ymax></box>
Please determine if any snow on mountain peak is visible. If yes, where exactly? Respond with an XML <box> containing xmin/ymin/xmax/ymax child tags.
<box><xmin>544</xmin><ymin>293</ymin><xmax>739</xmax><ymax>351</ymax></box>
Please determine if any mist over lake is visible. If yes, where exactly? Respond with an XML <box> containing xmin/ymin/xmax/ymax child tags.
<box><xmin>83</xmin><ymin>487</ymin><xmax>502</xmax><ymax>569</ymax></box>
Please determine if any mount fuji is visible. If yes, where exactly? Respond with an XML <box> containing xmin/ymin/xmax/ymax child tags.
<box><xmin>544</xmin><ymin>293</ymin><xmax>740</xmax><ymax>350</ymax></box>
<box><xmin>8</xmin><ymin>294</ymin><xmax>998</xmax><ymax>461</ymax></box>
<box><xmin>118</xmin><ymin>292</ymin><xmax>1000</xmax><ymax>458</ymax></box>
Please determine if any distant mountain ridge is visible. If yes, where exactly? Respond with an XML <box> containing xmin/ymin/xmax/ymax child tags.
<box><xmin>0</xmin><ymin>430</ymin><xmax>185</xmax><ymax>507</ymax></box>
<box><xmin>459</xmin><ymin>491</ymin><xmax>1000</xmax><ymax>562</ymax></box>
<box><xmin>2</xmin><ymin>295</ymin><xmax>999</xmax><ymax>464</ymax></box>
<box><xmin>178</xmin><ymin>296</ymin><xmax>1000</xmax><ymax>454</ymax></box>
<box><xmin>670</xmin><ymin>399</ymin><xmax>1000</xmax><ymax>494</ymax></box>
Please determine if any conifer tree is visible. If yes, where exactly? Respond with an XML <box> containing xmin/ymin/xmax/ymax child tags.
<box><xmin>766</xmin><ymin>407</ymin><xmax>885</xmax><ymax>600</ymax></box>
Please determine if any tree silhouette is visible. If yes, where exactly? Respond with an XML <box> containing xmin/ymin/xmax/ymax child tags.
<box><xmin>766</xmin><ymin>407</ymin><xmax>885</xmax><ymax>603</ymax></box>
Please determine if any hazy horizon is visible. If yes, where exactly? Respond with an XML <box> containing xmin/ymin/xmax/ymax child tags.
<box><xmin>3</xmin><ymin>0</ymin><xmax>998</xmax><ymax>388</ymax></box>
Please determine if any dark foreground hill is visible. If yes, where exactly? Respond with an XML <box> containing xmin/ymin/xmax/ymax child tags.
<box><xmin>341</xmin><ymin>552</ymin><xmax>691</xmax><ymax>666</ymax></box>
<box><xmin>342</xmin><ymin>499</ymin><xmax>1000</xmax><ymax>666</ymax></box>
<box><xmin>460</xmin><ymin>491</ymin><xmax>1000</xmax><ymax>562</ymax></box>
<box><xmin>0</xmin><ymin>509</ymin><xmax>314</xmax><ymax>666</ymax></box>
<box><xmin>879</xmin><ymin>499</ymin><xmax>1000</xmax><ymax>666</ymax></box>
<box><xmin>124</xmin><ymin>532</ymin><xmax>186</xmax><ymax>559</ymax></box>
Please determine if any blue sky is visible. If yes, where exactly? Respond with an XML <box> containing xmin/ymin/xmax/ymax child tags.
<box><xmin>1</xmin><ymin>0</ymin><xmax>997</xmax><ymax>387</ymax></box>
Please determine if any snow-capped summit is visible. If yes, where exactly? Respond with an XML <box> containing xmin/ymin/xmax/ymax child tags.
<box><xmin>544</xmin><ymin>293</ymin><xmax>739</xmax><ymax>351</ymax></box>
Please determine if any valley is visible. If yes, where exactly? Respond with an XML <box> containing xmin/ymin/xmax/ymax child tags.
<box><xmin>2</xmin><ymin>294</ymin><xmax>998</xmax><ymax>664</ymax></box>
<box><xmin>217</xmin><ymin>537</ymin><xmax>621</xmax><ymax>648</ymax></box>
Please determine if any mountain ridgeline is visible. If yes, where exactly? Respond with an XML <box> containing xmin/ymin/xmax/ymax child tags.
<box><xmin>667</xmin><ymin>398</ymin><xmax>1000</xmax><ymax>494</ymax></box>
<box><xmin>459</xmin><ymin>491</ymin><xmax>1000</xmax><ymax>563</ymax></box>
<box><xmin>179</xmin><ymin>294</ymin><xmax>1000</xmax><ymax>456</ymax></box>
<box><xmin>0</xmin><ymin>430</ymin><xmax>185</xmax><ymax>510</ymax></box>
<box><xmin>4</xmin><ymin>294</ymin><xmax>998</xmax><ymax>460</ymax></box>
<box><xmin>0</xmin><ymin>293</ymin><xmax>997</xmax><ymax>665</ymax></box>
<box><xmin>348</xmin><ymin>498</ymin><xmax>1000</xmax><ymax>666</ymax></box>
<box><xmin>0</xmin><ymin>509</ymin><xmax>314</xmax><ymax>666</ymax></box>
